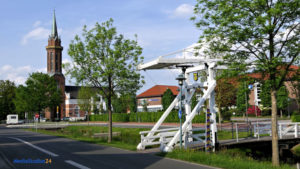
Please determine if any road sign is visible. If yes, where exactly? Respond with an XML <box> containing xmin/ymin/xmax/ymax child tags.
<box><xmin>35</xmin><ymin>114</ymin><xmax>39</xmax><ymax>118</ymax></box>
<box><xmin>178</xmin><ymin>110</ymin><xmax>182</xmax><ymax>119</ymax></box>
<box><xmin>248</xmin><ymin>84</ymin><xmax>253</xmax><ymax>90</ymax></box>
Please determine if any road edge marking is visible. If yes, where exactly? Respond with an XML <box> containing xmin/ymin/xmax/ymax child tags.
<box><xmin>65</xmin><ymin>160</ymin><xmax>90</xmax><ymax>169</ymax></box>
<box><xmin>8</xmin><ymin>137</ymin><xmax>59</xmax><ymax>157</ymax></box>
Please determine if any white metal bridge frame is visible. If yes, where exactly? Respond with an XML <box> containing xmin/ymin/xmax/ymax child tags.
<box><xmin>136</xmin><ymin>50</ymin><xmax>225</xmax><ymax>152</ymax></box>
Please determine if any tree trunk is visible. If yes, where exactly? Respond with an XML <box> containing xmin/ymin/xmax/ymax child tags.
<box><xmin>271</xmin><ymin>89</ymin><xmax>280</xmax><ymax>166</ymax></box>
<box><xmin>107</xmin><ymin>76</ymin><xmax>113</xmax><ymax>143</ymax></box>
<box><xmin>280</xmin><ymin>110</ymin><xmax>282</xmax><ymax>118</ymax></box>
<box><xmin>107</xmin><ymin>97</ymin><xmax>112</xmax><ymax>143</ymax></box>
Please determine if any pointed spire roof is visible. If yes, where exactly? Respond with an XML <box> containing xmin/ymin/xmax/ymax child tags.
<box><xmin>51</xmin><ymin>10</ymin><xmax>58</xmax><ymax>38</ymax></box>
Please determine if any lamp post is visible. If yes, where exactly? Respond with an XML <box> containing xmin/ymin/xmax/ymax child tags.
<box><xmin>176</xmin><ymin>73</ymin><xmax>186</xmax><ymax>149</ymax></box>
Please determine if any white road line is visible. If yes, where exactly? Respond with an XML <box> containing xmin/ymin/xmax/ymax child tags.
<box><xmin>65</xmin><ymin>160</ymin><xmax>91</xmax><ymax>169</ymax></box>
<box><xmin>8</xmin><ymin>137</ymin><xmax>59</xmax><ymax>157</ymax></box>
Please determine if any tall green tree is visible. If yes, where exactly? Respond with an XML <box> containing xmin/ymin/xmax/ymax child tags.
<box><xmin>289</xmin><ymin>69</ymin><xmax>300</xmax><ymax>111</ymax></box>
<box><xmin>277</xmin><ymin>85</ymin><xmax>289</xmax><ymax>117</ymax></box>
<box><xmin>64</xmin><ymin>19</ymin><xmax>144</xmax><ymax>143</ymax></box>
<box><xmin>261</xmin><ymin>80</ymin><xmax>289</xmax><ymax>117</ymax></box>
<box><xmin>236</xmin><ymin>82</ymin><xmax>251</xmax><ymax>116</ymax></box>
<box><xmin>128</xmin><ymin>94</ymin><xmax>137</xmax><ymax>113</ymax></box>
<box><xmin>0</xmin><ymin>80</ymin><xmax>16</xmax><ymax>120</ymax></box>
<box><xmin>261</xmin><ymin>81</ymin><xmax>272</xmax><ymax>108</ymax></box>
<box><xmin>112</xmin><ymin>94</ymin><xmax>127</xmax><ymax>113</ymax></box>
<box><xmin>162</xmin><ymin>89</ymin><xmax>175</xmax><ymax>111</ymax></box>
<box><xmin>193</xmin><ymin>0</ymin><xmax>299</xmax><ymax>165</ymax></box>
<box><xmin>215</xmin><ymin>80</ymin><xmax>237</xmax><ymax>125</ymax></box>
<box><xmin>14</xmin><ymin>72</ymin><xmax>62</xmax><ymax>122</ymax></box>
<box><xmin>112</xmin><ymin>93</ymin><xmax>137</xmax><ymax>113</ymax></box>
<box><xmin>78</xmin><ymin>86</ymin><xmax>96</xmax><ymax>120</ymax></box>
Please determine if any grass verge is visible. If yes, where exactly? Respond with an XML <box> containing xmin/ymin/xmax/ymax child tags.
<box><xmin>158</xmin><ymin>149</ymin><xmax>294</xmax><ymax>169</ymax></box>
<box><xmin>27</xmin><ymin>126</ymin><xmax>146</xmax><ymax>151</ymax></box>
<box><xmin>27</xmin><ymin>126</ymin><xmax>294</xmax><ymax>169</ymax></box>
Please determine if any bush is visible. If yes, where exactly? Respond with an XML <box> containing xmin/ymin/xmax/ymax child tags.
<box><xmin>89</xmin><ymin>111</ymin><xmax>207</xmax><ymax>123</ymax></box>
<box><xmin>222</xmin><ymin>110</ymin><xmax>232</xmax><ymax>121</ymax></box>
<box><xmin>261</xmin><ymin>108</ymin><xmax>271</xmax><ymax>116</ymax></box>
<box><xmin>293</xmin><ymin>111</ymin><xmax>300</xmax><ymax>115</ymax></box>
<box><xmin>292</xmin><ymin>115</ymin><xmax>300</xmax><ymax>122</ymax></box>
<box><xmin>247</xmin><ymin>105</ymin><xmax>261</xmax><ymax>116</ymax></box>
<box><xmin>291</xmin><ymin>144</ymin><xmax>300</xmax><ymax>157</ymax></box>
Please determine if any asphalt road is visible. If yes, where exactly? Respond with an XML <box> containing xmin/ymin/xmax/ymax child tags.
<box><xmin>0</xmin><ymin>125</ymin><xmax>217</xmax><ymax>169</ymax></box>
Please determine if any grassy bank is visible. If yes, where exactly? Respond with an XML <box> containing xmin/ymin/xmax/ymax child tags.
<box><xmin>28</xmin><ymin>126</ymin><xmax>294</xmax><ymax>169</ymax></box>
<box><xmin>28</xmin><ymin>126</ymin><xmax>146</xmax><ymax>150</ymax></box>
<box><xmin>159</xmin><ymin>149</ymin><xmax>294</xmax><ymax>169</ymax></box>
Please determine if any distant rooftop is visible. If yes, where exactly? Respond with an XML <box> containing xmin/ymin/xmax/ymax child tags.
<box><xmin>137</xmin><ymin>85</ymin><xmax>179</xmax><ymax>98</ymax></box>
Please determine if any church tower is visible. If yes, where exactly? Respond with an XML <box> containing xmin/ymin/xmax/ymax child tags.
<box><xmin>46</xmin><ymin>11</ymin><xmax>65</xmax><ymax>120</ymax></box>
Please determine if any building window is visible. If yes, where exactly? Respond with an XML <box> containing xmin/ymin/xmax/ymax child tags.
<box><xmin>50</xmin><ymin>52</ymin><xmax>53</xmax><ymax>72</ymax></box>
<box><xmin>255</xmin><ymin>83</ymin><xmax>262</xmax><ymax>105</ymax></box>
<box><xmin>75</xmin><ymin>106</ymin><xmax>79</xmax><ymax>117</ymax></box>
<box><xmin>55</xmin><ymin>53</ymin><xmax>58</xmax><ymax>72</ymax></box>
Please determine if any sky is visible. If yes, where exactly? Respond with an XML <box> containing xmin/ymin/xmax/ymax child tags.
<box><xmin>0</xmin><ymin>0</ymin><xmax>201</xmax><ymax>94</ymax></box>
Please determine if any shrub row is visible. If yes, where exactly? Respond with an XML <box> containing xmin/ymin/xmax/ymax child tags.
<box><xmin>292</xmin><ymin>115</ymin><xmax>300</xmax><ymax>122</ymax></box>
<box><xmin>291</xmin><ymin>111</ymin><xmax>300</xmax><ymax>122</ymax></box>
<box><xmin>89</xmin><ymin>111</ymin><xmax>206</xmax><ymax>123</ymax></box>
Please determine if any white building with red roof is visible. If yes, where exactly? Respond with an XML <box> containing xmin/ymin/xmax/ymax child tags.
<box><xmin>136</xmin><ymin>85</ymin><xmax>179</xmax><ymax>112</ymax></box>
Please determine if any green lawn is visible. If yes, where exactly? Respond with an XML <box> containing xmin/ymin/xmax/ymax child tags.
<box><xmin>27</xmin><ymin>126</ymin><xmax>294</xmax><ymax>169</ymax></box>
<box><xmin>159</xmin><ymin>149</ymin><xmax>294</xmax><ymax>169</ymax></box>
<box><xmin>28</xmin><ymin>126</ymin><xmax>147</xmax><ymax>150</ymax></box>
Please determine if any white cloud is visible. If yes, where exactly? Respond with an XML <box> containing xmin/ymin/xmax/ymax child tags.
<box><xmin>166</xmin><ymin>4</ymin><xmax>194</xmax><ymax>19</ymax></box>
<box><xmin>33</xmin><ymin>20</ymin><xmax>41</xmax><ymax>27</ymax></box>
<box><xmin>21</xmin><ymin>27</ymin><xmax>51</xmax><ymax>45</ymax></box>
<box><xmin>0</xmin><ymin>64</ymin><xmax>46</xmax><ymax>85</ymax></box>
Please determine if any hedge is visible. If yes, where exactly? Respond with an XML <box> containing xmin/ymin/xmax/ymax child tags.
<box><xmin>292</xmin><ymin>115</ymin><xmax>300</xmax><ymax>122</ymax></box>
<box><xmin>291</xmin><ymin>111</ymin><xmax>300</xmax><ymax>122</ymax></box>
<box><xmin>89</xmin><ymin>111</ymin><xmax>206</xmax><ymax>123</ymax></box>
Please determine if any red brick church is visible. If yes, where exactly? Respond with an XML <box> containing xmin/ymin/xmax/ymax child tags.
<box><xmin>44</xmin><ymin>11</ymin><xmax>65</xmax><ymax>120</ymax></box>
<box><xmin>44</xmin><ymin>12</ymin><xmax>105</xmax><ymax>121</ymax></box>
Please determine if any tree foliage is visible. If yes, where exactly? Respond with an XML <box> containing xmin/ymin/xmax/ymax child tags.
<box><xmin>64</xmin><ymin>18</ymin><xmax>144</xmax><ymax>142</ymax></box>
<box><xmin>14</xmin><ymin>72</ymin><xmax>62</xmax><ymax>121</ymax></box>
<box><xmin>0</xmin><ymin>80</ymin><xmax>16</xmax><ymax>120</ymax></box>
<box><xmin>162</xmin><ymin>89</ymin><xmax>175</xmax><ymax>111</ymax></box>
<box><xmin>261</xmin><ymin>80</ymin><xmax>289</xmax><ymax>115</ymax></box>
<box><xmin>215</xmin><ymin>79</ymin><xmax>237</xmax><ymax>123</ymax></box>
<box><xmin>193</xmin><ymin>0</ymin><xmax>299</xmax><ymax>165</ymax></box>
<box><xmin>236</xmin><ymin>82</ymin><xmax>250</xmax><ymax>116</ymax></box>
<box><xmin>78</xmin><ymin>86</ymin><xmax>96</xmax><ymax>115</ymax></box>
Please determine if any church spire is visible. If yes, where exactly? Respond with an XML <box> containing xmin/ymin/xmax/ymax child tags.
<box><xmin>51</xmin><ymin>10</ymin><xmax>58</xmax><ymax>38</ymax></box>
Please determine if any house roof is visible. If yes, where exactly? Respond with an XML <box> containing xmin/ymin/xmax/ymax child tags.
<box><xmin>137</xmin><ymin>85</ymin><xmax>179</xmax><ymax>98</ymax></box>
<box><xmin>247</xmin><ymin>65</ymin><xmax>299</xmax><ymax>81</ymax></box>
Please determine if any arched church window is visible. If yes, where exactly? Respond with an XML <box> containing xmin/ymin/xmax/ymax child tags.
<box><xmin>55</xmin><ymin>53</ymin><xmax>58</xmax><ymax>71</ymax></box>
<box><xmin>50</xmin><ymin>52</ymin><xmax>53</xmax><ymax>72</ymax></box>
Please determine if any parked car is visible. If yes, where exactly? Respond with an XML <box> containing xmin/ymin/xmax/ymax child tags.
<box><xmin>61</xmin><ymin>117</ymin><xmax>70</xmax><ymax>121</ymax></box>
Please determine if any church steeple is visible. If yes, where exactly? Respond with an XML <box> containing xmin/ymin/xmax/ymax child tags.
<box><xmin>51</xmin><ymin>10</ymin><xmax>58</xmax><ymax>38</ymax></box>
<box><xmin>46</xmin><ymin>10</ymin><xmax>65</xmax><ymax>121</ymax></box>
<box><xmin>46</xmin><ymin>10</ymin><xmax>63</xmax><ymax>74</ymax></box>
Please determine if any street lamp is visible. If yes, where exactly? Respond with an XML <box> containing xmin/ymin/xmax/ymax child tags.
<box><xmin>176</xmin><ymin>73</ymin><xmax>186</xmax><ymax>149</ymax></box>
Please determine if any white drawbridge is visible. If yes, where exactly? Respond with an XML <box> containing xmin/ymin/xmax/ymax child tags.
<box><xmin>137</xmin><ymin>45</ymin><xmax>226</xmax><ymax>152</ymax></box>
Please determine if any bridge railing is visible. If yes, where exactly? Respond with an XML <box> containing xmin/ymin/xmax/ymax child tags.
<box><xmin>234</xmin><ymin>122</ymin><xmax>300</xmax><ymax>142</ymax></box>
<box><xmin>279</xmin><ymin>123</ymin><xmax>300</xmax><ymax>139</ymax></box>
<box><xmin>184</xmin><ymin>128</ymin><xmax>205</xmax><ymax>148</ymax></box>
<box><xmin>139</xmin><ymin>127</ymin><xmax>178</xmax><ymax>149</ymax></box>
